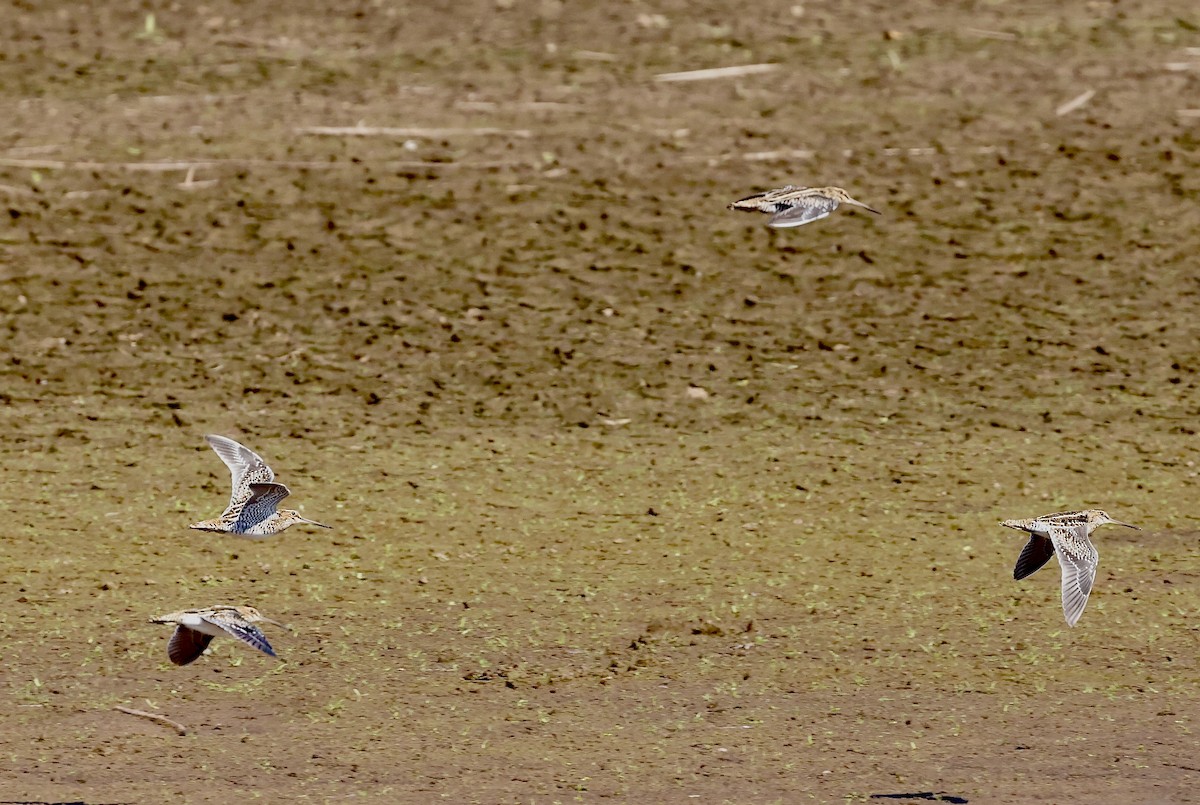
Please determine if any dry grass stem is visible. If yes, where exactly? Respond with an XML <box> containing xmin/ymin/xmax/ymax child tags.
<box><xmin>1055</xmin><ymin>89</ymin><xmax>1096</xmax><ymax>116</ymax></box>
<box><xmin>178</xmin><ymin>166</ymin><xmax>218</xmax><ymax>190</ymax></box>
<box><xmin>964</xmin><ymin>28</ymin><xmax>1018</xmax><ymax>40</ymax></box>
<box><xmin>114</xmin><ymin>706</ymin><xmax>189</xmax><ymax>736</ymax></box>
<box><xmin>0</xmin><ymin>157</ymin><xmax>519</xmax><ymax>172</ymax></box>
<box><xmin>297</xmin><ymin>125</ymin><xmax>532</xmax><ymax>138</ymax></box>
<box><xmin>654</xmin><ymin>64</ymin><xmax>779</xmax><ymax>82</ymax></box>
<box><xmin>573</xmin><ymin>50</ymin><xmax>618</xmax><ymax>61</ymax></box>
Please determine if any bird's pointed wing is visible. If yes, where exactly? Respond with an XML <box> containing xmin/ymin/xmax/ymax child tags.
<box><xmin>1013</xmin><ymin>534</ymin><xmax>1056</xmax><ymax>580</ymax></box>
<box><xmin>1037</xmin><ymin>510</ymin><xmax>1086</xmax><ymax>525</ymax></box>
<box><xmin>760</xmin><ymin>185</ymin><xmax>805</xmax><ymax>201</ymax></box>
<box><xmin>167</xmin><ymin>626</ymin><xmax>214</xmax><ymax>666</ymax></box>
<box><xmin>768</xmin><ymin>195</ymin><xmax>838</xmax><ymax>228</ymax></box>
<box><xmin>206</xmin><ymin>612</ymin><xmax>277</xmax><ymax>658</ymax></box>
<box><xmin>1051</xmin><ymin>523</ymin><xmax>1099</xmax><ymax>627</ymax></box>
<box><xmin>729</xmin><ymin>186</ymin><xmax>805</xmax><ymax>212</ymax></box>
<box><xmin>150</xmin><ymin>609</ymin><xmax>189</xmax><ymax>625</ymax></box>
<box><xmin>204</xmin><ymin>435</ymin><xmax>275</xmax><ymax>518</ymax></box>
<box><xmin>728</xmin><ymin>189</ymin><xmax>771</xmax><ymax>210</ymax></box>
<box><xmin>235</xmin><ymin>482</ymin><xmax>292</xmax><ymax>530</ymax></box>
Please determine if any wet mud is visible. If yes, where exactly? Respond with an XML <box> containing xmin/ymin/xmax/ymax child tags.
<box><xmin>1</xmin><ymin>1</ymin><xmax>1199</xmax><ymax>802</ymax></box>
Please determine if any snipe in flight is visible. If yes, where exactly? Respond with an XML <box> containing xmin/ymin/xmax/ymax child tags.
<box><xmin>999</xmin><ymin>509</ymin><xmax>1139</xmax><ymax>627</ymax></box>
<box><xmin>150</xmin><ymin>605</ymin><xmax>286</xmax><ymax>666</ymax></box>
<box><xmin>189</xmin><ymin>434</ymin><xmax>331</xmax><ymax>537</ymax></box>
<box><xmin>728</xmin><ymin>185</ymin><xmax>881</xmax><ymax>228</ymax></box>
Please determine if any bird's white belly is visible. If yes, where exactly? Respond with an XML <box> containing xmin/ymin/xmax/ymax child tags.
<box><xmin>240</xmin><ymin>517</ymin><xmax>279</xmax><ymax>537</ymax></box>
<box><xmin>179</xmin><ymin>614</ymin><xmax>226</xmax><ymax>637</ymax></box>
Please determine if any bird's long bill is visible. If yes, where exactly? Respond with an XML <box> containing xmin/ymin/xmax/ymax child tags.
<box><xmin>1111</xmin><ymin>519</ymin><xmax>1140</xmax><ymax>530</ymax></box>
<box><xmin>260</xmin><ymin>615</ymin><xmax>291</xmax><ymax>631</ymax></box>
<box><xmin>303</xmin><ymin>517</ymin><xmax>333</xmax><ymax>529</ymax></box>
<box><xmin>846</xmin><ymin>198</ymin><xmax>882</xmax><ymax>215</ymax></box>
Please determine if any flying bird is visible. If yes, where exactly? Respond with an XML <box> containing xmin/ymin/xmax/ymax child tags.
<box><xmin>999</xmin><ymin>509</ymin><xmax>1139</xmax><ymax>627</ymax></box>
<box><xmin>150</xmin><ymin>605</ymin><xmax>286</xmax><ymax>666</ymax></box>
<box><xmin>189</xmin><ymin>434</ymin><xmax>331</xmax><ymax>537</ymax></box>
<box><xmin>728</xmin><ymin>185</ymin><xmax>881</xmax><ymax>228</ymax></box>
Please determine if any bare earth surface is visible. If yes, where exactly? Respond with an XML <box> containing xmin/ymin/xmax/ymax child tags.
<box><xmin>1</xmin><ymin>1</ymin><xmax>1200</xmax><ymax>802</ymax></box>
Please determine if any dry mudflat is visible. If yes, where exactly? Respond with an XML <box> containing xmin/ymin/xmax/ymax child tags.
<box><xmin>1</xmin><ymin>1</ymin><xmax>1199</xmax><ymax>802</ymax></box>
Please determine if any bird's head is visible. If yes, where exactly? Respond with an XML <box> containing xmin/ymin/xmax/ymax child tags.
<box><xmin>237</xmin><ymin>606</ymin><xmax>289</xmax><ymax>630</ymax></box>
<box><xmin>1085</xmin><ymin>510</ymin><xmax>1140</xmax><ymax>530</ymax></box>
<box><xmin>278</xmin><ymin>509</ymin><xmax>332</xmax><ymax>530</ymax></box>
<box><xmin>827</xmin><ymin>187</ymin><xmax>881</xmax><ymax>215</ymax></box>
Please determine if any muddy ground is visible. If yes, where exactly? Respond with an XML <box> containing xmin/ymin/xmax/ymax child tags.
<box><xmin>1</xmin><ymin>1</ymin><xmax>1199</xmax><ymax>802</ymax></box>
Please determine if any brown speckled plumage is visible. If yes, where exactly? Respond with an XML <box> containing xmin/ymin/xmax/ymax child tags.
<box><xmin>1000</xmin><ymin>510</ymin><xmax>1139</xmax><ymax>627</ymax></box>
<box><xmin>150</xmin><ymin>605</ymin><xmax>286</xmax><ymax>666</ymax></box>
<box><xmin>728</xmin><ymin>185</ymin><xmax>880</xmax><ymax>228</ymax></box>
<box><xmin>189</xmin><ymin>435</ymin><xmax>331</xmax><ymax>537</ymax></box>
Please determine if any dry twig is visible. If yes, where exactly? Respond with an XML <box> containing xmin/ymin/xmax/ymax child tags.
<box><xmin>0</xmin><ymin>157</ymin><xmax>518</xmax><ymax>172</ymax></box>
<box><xmin>654</xmin><ymin>63</ymin><xmax>779</xmax><ymax>82</ymax></box>
<box><xmin>455</xmin><ymin>100</ymin><xmax>580</xmax><ymax>112</ymax></box>
<box><xmin>114</xmin><ymin>705</ymin><xmax>188</xmax><ymax>736</ymax></box>
<box><xmin>685</xmin><ymin>143</ymin><xmax>999</xmax><ymax>166</ymax></box>
<box><xmin>573</xmin><ymin>50</ymin><xmax>618</xmax><ymax>61</ymax></box>
<box><xmin>2</xmin><ymin>144</ymin><xmax>62</xmax><ymax>157</ymax></box>
<box><xmin>964</xmin><ymin>28</ymin><xmax>1018</xmax><ymax>41</ymax></box>
<box><xmin>741</xmin><ymin>148</ymin><xmax>817</xmax><ymax>161</ymax></box>
<box><xmin>682</xmin><ymin>148</ymin><xmax>814</xmax><ymax>164</ymax></box>
<box><xmin>1055</xmin><ymin>89</ymin><xmax>1095</xmax><ymax>116</ymax></box>
<box><xmin>297</xmin><ymin>125</ymin><xmax>532</xmax><ymax>138</ymax></box>
<box><xmin>177</xmin><ymin>166</ymin><xmax>218</xmax><ymax>190</ymax></box>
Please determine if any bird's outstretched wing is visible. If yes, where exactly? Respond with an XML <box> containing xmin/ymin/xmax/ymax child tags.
<box><xmin>204</xmin><ymin>435</ymin><xmax>275</xmax><ymax>519</ymax></box>
<box><xmin>235</xmin><ymin>482</ymin><xmax>292</xmax><ymax>530</ymax></box>
<box><xmin>1013</xmin><ymin>534</ymin><xmax>1056</xmax><ymax>580</ymax></box>
<box><xmin>167</xmin><ymin>626</ymin><xmax>214</xmax><ymax>666</ymax></box>
<box><xmin>1051</xmin><ymin>523</ymin><xmax>1099</xmax><ymax>627</ymax></box>
<box><xmin>206</xmin><ymin>612</ymin><xmax>277</xmax><ymax>658</ymax></box>
<box><xmin>768</xmin><ymin>195</ymin><xmax>839</xmax><ymax>228</ymax></box>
